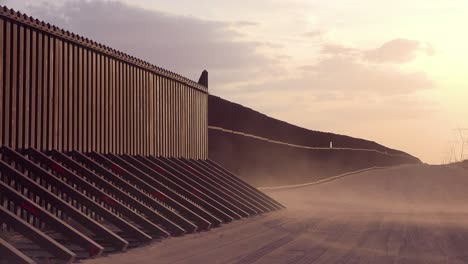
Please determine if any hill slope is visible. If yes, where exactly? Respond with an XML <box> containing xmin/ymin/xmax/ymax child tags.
<box><xmin>208</xmin><ymin>95</ymin><xmax>420</xmax><ymax>186</ymax></box>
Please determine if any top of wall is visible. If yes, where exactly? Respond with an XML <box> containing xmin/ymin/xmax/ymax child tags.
<box><xmin>0</xmin><ymin>5</ymin><xmax>207</xmax><ymax>93</ymax></box>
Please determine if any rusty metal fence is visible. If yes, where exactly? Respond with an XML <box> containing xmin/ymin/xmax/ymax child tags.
<box><xmin>0</xmin><ymin>7</ymin><xmax>208</xmax><ymax>159</ymax></box>
<box><xmin>0</xmin><ymin>6</ymin><xmax>284</xmax><ymax>264</ymax></box>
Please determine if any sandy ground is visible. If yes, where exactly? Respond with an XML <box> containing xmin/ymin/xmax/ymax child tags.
<box><xmin>84</xmin><ymin>164</ymin><xmax>468</xmax><ymax>264</ymax></box>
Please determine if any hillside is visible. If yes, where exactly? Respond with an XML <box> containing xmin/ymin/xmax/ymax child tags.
<box><xmin>208</xmin><ymin>95</ymin><xmax>420</xmax><ymax>186</ymax></box>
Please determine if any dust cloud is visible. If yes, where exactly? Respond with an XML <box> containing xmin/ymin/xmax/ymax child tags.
<box><xmin>86</xmin><ymin>164</ymin><xmax>468</xmax><ymax>264</ymax></box>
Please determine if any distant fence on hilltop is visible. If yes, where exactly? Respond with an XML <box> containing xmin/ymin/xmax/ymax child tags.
<box><xmin>208</xmin><ymin>95</ymin><xmax>420</xmax><ymax>186</ymax></box>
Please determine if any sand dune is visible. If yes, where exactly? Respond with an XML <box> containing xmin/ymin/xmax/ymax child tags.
<box><xmin>85</xmin><ymin>164</ymin><xmax>468</xmax><ymax>264</ymax></box>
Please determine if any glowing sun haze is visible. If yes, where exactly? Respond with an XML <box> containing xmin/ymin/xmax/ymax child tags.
<box><xmin>4</xmin><ymin>0</ymin><xmax>468</xmax><ymax>164</ymax></box>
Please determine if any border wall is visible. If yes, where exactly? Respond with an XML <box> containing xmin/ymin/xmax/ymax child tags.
<box><xmin>0</xmin><ymin>8</ymin><xmax>208</xmax><ymax>159</ymax></box>
<box><xmin>208</xmin><ymin>95</ymin><xmax>421</xmax><ymax>187</ymax></box>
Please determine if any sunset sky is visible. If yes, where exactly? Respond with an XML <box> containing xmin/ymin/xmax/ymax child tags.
<box><xmin>4</xmin><ymin>0</ymin><xmax>468</xmax><ymax>164</ymax></box>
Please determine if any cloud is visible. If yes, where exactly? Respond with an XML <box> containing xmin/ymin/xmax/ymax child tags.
<box><xmin>231</xmin><ymin>55</ymin><xmax>433</xmax><ymax>98</ymax></box>
<box><xmin>7</xmin><ymin>0</ymin><xmax>277</xmax><ymax>88</ymax></box>
<box><xmin>364</xmin><ymin>38</ymin><xmax>435</xmax><ymax>63</ymax></box>
<box><xmin>304</xmin><ymin>30</ymin><xmax>322</xmax><ymax>38</ymax></box>
<box><xmin>300</xmin><ymin>56</ymin><xmax>434</xmax><ymax>95</ymax></box>
<box><xmin>223</xmin><ymin>42</ymin><xmax>436</xmax><ymax>127</ymax></box>
<box><xmin>320</xmin><ymin>44</ymin><xmax>358</xmax><ymax>56</ymax></box>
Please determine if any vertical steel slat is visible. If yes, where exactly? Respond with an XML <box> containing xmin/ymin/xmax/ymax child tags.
<box><xmin>204</xmin><ymin>93</ymin><xmax>208</xmax><ymax>159</ymax></box>
<box><xmin>0</xmin><ymin>18</ymin><xmax>3</xmax><ymax>148</ymax></box>
<box><xmin>176</xmin><ymin>81</ymin><xmax>180</xmax><ymax>157</ymax></box>
<box><xmin>104</xmin><ymin>56</ymin><xmax>108</xmax><ymax>154</ymax></box>
<box><xmin>155</xmin><ymin>75</ymin><xmax>161</xmax><ymax>156</ymax></box>
<box><xmin>184</xmin><ymin>85</ymin><xmax>188</xmax><ymax>158</ymax></box>
<box><xmin>119</xmin><ymin>61</ymin><xmax>124</xmax><ymax>155</ymax></box>
<box><xmin>130</xmin><ymin>66</ymin><xmax>134</xmax><ymax>155</ymax></box>
<box><xmin>174</xmin><ymin>80</ymin><xmax>178</xmax><ymax>157</ymax></box>
<box><xmin>42</xmin><ymin>33</ymin><xmax>48</xmax><ymax>151</ymax></box>
<box><xmin>169</xmin><ymin>79</ymin><xmax>174</xmax><ymax>157</ymax></box>
<box><xmin>184</xmin><ymin>87</ymin><xmax>188</xmax><ymax>158</ymax></box>
<box><xmin>127</xmin><ymin>65</ymin><xmax>131</xmax><ymax>155</ymax></box>
<box><xmin>114</xmin><ymin>59</ymin><xmax>118</xmax><ymax>154</ymax></box>
<box><xmin>182</xmin><ymin>85</ymin><xmax>186</xmax><ymax>158</ymax></box>
<box><xmin>54</xmin><ymin>39</ymin><xmax>61</xmax><ymax>151</ymax></box>
<box><xmin>173</xmin><ymin>81</ymin><xmax>178</xmax><ymax>157</ymax></box>
<box><xmin>148</xmin><ymin>74</ymin><xmax>153</xmax><ymax>155</ymax></box>
<box><xmin>164</xmin><ymin>77</ymin><xmax>168</xmax><ymax>157</ymax></box>
<box><xmin>96</xmin><ymin>53</ymin><xmax>101</xmax><ymax>153</ymax></box>
<box><xmin>140</xmin><ymin>70</ymin><xmax>144</xmax><ymax>156</ymax></box>
<box><xmin>195</xmin><ymin>91</ymin><xmax>200</xmax><ymax>159</ymax></box>
<box><xmin>63</xmin><ymin>41</ymin><xmax>69</xmax><ymax>152</ymax></box>
<box><xmin>153</xmin><ymin>75</ymin><xmax>157</xmax><ymax>156</ymax></box>
<box><xmin>122</xmin><ymin>63</ymin><xmax>127</xmax><ymax>154</ymax></box>
<box><xmin>157</xmin><ymin>75</ymin><xmax>161</xmax><ymax>156</ymax></box>
<box><xmin>201</xmin><ymin>92</ymin><xmax>205</xmax><ymax>159</ymax></box>
<box><xmin>86</xmin><ymin>49</ymin><xmax>92</xmax><ymax>152</ymax></box>
<box><xmin>114</xmin><ymin>60</ymin><xmax>119</xmax><ymax>154</ymax></box>
<box><xmin>138</xmin><ymin>68</ymin><xmax>143</xmax><ymax>155</ymax></box>
<box><xmin>194</xmin><ymin>90</ymin><xmax>197</xmax><ymax>159</ymax></box>
<box><xmin>37</xmin><ymin>30</ymin><xmax>43</xmax><ymax>150</ymax></box>
<box><xmin>134</xmin><ymin>67</ymin><xmax>138</xmax><ymax>155</ymax></box>
<box><xmin>178</xmin><ymin>82</ymin><xmax>183</xmax><ymax>157</ymax></box>
<box><xmin>29</xmin><ymin>29</ymin><xmax>36</xmax><ymax>149</ymax></box>
<box><xmin>178</xmin><ymin>84</ymin><xmax>182</xmax><ymax>158</ymax></box>
<box><xmin>77</xmin><ymin>46</ymin><xmax>83</xmax><ymax>152</ymax></box>
<box><xmin>91</xmin><ymin>52</ymin><xmax>96</xmax><ymax>152</ymax></box>
<box><xmin>101</xmin><ymin>56</ymin><xmax>106</xmax><ymax>153</ymax></box>
<box><xmin>110</xmin><ymin>58</ymin><xmax>115</xmax><ymax>154</ymax></box>
<box><xmin>163</xmin><ymin>77</ymin><xmax>168</xmax><ymax>157</ymax></box>
<box><xmin>17</xmin><ymin>25</ymin><xmax>24</xmax><ymax>151</ymax></box>
<box><xmin>187</xmin><ymin>88</ymin><xmax>191</xmax><ymax>158</ymax></box>
<box><xmin>145</xmin><ymin>71</ymin><xmax>150</xmax><ymax>156</ymax></box>
<box><xmin>127</xmin><ymin>65</ymin><xmax>132</xmax><ymax>155</ymax></box>
<box><xmin>203</xmin><ymin>93</ymin><xmax>207</xmax><ymax>159</ymax></box>
<box><xmin>73</xmin><ymin>44</ymin><xmax>78</xmax><ymax>151</ymax></box>
<box><xmin>190</xmin><ymin>89</ymin><xmax>194</xmax><ymax>159</ymax></box>
<box><xmin>68</xmin><ymin>41</ymin><xmax>73</xmax><ymax>152</ymax></box>
<box><xmin>23</xmin><ymin>27</ymin><xmax>30</xmax><ymax>150</ymax></box>
<box><xmin>11</xmin><ymin>22</ymin><xmax>18</xmax><ymax>150</ymax></box>
<box><xmin>143</xmin><ymin>70</ymin><xmax>147</xmax><ymax>156</ymax></box>
<box><xmin>48</xmin><ymin>35</ymin><xmax>54</xmax><ymax>151</ymax></box>
<box><xmin>136</xmin><ymin>69</ymin><xmax>141</xmax><ymax>155</ymax></box>
<box><xmin>187</xmin><ymin>88</ymin><xmax>190</xmax><ymax>158</ymax></box>
<box><xmin>82</xmin><ymin>47</ymin><xmax>88</xmax><ymax>152</ymax></box>
<box><xmin>161</xmin><ymin>77</ymin><xmax>165</xmax><ymax>157</ymax></box>
<box><xmin>122</xmin><ymin>62</ymin><xmax>126</xmax><ymax>155</ymax></box>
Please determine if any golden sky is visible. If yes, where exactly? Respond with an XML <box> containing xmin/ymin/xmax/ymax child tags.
<box><xmin>5</xmin><ymin>0</ymin><xmax>468</xmax><ymax>164</ymax></box>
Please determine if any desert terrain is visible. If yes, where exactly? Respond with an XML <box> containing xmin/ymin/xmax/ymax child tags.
<box><xmin>85</xmin><ymin>164</ymin><xmax>468</xmax><ymax>264</ymax></box>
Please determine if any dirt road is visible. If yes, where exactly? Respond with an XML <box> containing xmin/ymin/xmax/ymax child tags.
<box><xmin>85</xmin><ymin>164</ymin><xmax>468</xmax><ymax>264</ymax></box>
